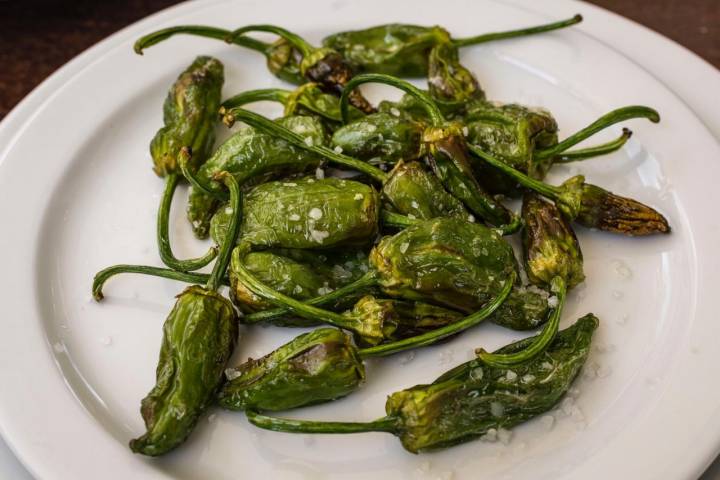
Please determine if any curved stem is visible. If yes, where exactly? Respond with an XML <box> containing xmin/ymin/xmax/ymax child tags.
<box><xmin>220</xmin><ymin>88</ymin><xmax>290</xmax><ymax>113</ymax></box>
<box><xmin>231</xmin><ymin>249</ymin><xmax>371</xmax><ymax>331</ymax></box>
<box><xmin>380</xmin><ymin>210</ymin><xmax>417</xmax><ymax>229</ymax></box>
<box><xmin>206</xmin><ymin>173</ymin><xmax>241</xmax><ymax>292</ymax></box>
<box><xmin>178</xmin><ymin>147</ymin><xmax>224</xmax><ymax>198</ymax></box>
<box><xmin>227</xmin><ymin>25</ymin><xmax>314</xmax><ymax>58</ymax></box>
<box><xmin>359</xmin><ymin>272</ymin><xmax>515</xmax><ymax>358</ymax></box>
<box><xmin>476</xmin><ymin>276</ymin><xmax>566</xmax><ymax>367</ymax></box>
<box><xmin>157</xmin><ymin>173</ymin><xmax>217</xmax><ymax>272</ymax></box>
<box><xmin>246</xmin><ymin>410</ymin><xmax>398</xmax><ymax>434</ymax></box>
<box><xmin>468</xmin><ymin>144</ymin><xmax>561</xmax><ymax>200</ymax></box>
<box><xmin>339</xmin><ymin>73</ymin><xmax>444</xmax><ymax>125</ymax></box>
<box><xmin>134</xmin><ymin>25</ymin><xmax>270</xmax><ymax>55</ymax></box>
<box><xmin>220</xmin><ymin>107</ymin><xmax>388</xmax><ymax>182</ymax></box>
<box><xmin>555</xmin><ymin>128</ymin><xmax>632</xmax><ymax>163</ymax></box>
<box><xmin>452</xmin><ymin>14</ymin><xmax>583</xmax><ymax>48</ymax></box>
<box><xmin>536</xmin><ymin>106</ymin><xmax>660</xmax><ymax>160</ymax></box>
<box><xmin>92</xmin><ymin>265</ymin><xmax>228</xmax><ymax>301</ymax></box>
<box><xmin>241</xmin><ymin>270</ymin><xmax>379</xmax><ymax>324</ymax></box>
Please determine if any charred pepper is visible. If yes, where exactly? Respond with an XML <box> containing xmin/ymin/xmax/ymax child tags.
<box><xmin>218</xmin><ymin>278</ymin><xmax>511</xmax><ymax>412</ymax></box>
<box><xmin>123</xmin><ymin>171</ymin><xmax>241</xmax><ymax>456</ymax></box>
<box><xmin>245</xmin><ymin>313</ymin><xmax>598</xmax><ymax>453</ymax></box>
<box><xmin>151</xmin><ymin>56</ymin><xmax>224</xmax><ymax>271</ymax></box>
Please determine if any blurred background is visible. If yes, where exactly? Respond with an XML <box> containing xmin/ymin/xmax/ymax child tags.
<box><xmin>0</xmin><ymin>0</ymin><xmax>717</xmax><ymax>120</ymax></box>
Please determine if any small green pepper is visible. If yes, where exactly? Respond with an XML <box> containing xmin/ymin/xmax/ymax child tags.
<box><xmin>216</xmin><ymin>106</ymin><xmax>476</xmax><ymax>224</ymax></box>
<box><xmin>245</xmin><ymin>313</ymin><xmax>598</xmax><ymax>453</ymax></box>
<box><xmin>463</xmin><ymin>101</ymin><xmax>646</xmax><ymax>195</ymax></box>
<box><xmin>322</xmin><ymin>16</ymin><xmax>583</xmax><ymax>77</ymax></box>
<box><xmin>331</xmin><ymin>113</ymin><xmax>424</xmax><ymax>163</ymax></box>
<box><xmin>151</xmin><ymin>56</ymin><xmax>224</xmax><ymax>272</ymax></box>
<box><xmin>124</xmin><ymin>172</ymin><xmax>241</xmax><ymax>456</ymax></box>
<box><xmin>469</xmin><ymin>144</ymin><xmax>671</xmax><ymax>235</ymax></box>
<box><xmin>522</xmin><ymin>193</ymin><xmax>585</xmax><ymax>289</ymax></box>
<box><xmin>210</xmin><ymin>176</ymin><xmax>380</xmax><ymax>250</ymax></box>
<box><xmin>219</xmin><ymin>277</ymin><xmax>512</xmax><ymax>411</ymax></box>
<box><xmin>339</xmin><ymin>73</ymin><xmax>520</xmax><ymax>233</ymax></box>
<box><xmin>185</xmin><ymin>115</ymin><xmax>326</xmax><ymax>239</ymax></box>
<box><xmin>427</xmin><ymin>40</ymin><xmax>483</xmax><ymax>104</ymax></box>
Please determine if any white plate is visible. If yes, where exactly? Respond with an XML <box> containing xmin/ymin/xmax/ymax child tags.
<box><xmin>1</xmin><ymin>1</ymin><xmax>720</xmax><ymax>479</ymax></box>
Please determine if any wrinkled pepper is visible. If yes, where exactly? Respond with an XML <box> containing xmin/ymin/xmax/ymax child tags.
<box><xmin>469</xmin><ymin>143</ymin><xmax>671</xmax><ymax>235</ymax></box>
<box><xmin>151</xmin><ymin>56</ymin><xmax>224</xmax><ymax>271</ymax></box>
<box><xmin>322</xmin><ymin>15</ymin><xmax>582</xmax><ymax>77</ymax></box>
<box><xmin>184</xmin><ymin>114</ymin><xmax>326</xmax><ymax>239</ymax></box>
<box><xmin>121</xmin><ymin>171</ymin><xmax>241</xmax><ymax>456</ymax></box>
<box><xmin>246</xmin><ymin>313</ymin><xmax>598</xmax><ymax>453</ymax></box>
<box><xmin>218</xmin><ymin>277</ymin><xmax>511</xmax><ymax>412</ymax></box>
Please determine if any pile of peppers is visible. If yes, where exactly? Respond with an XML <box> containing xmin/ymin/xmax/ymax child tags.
<box><xmin>92</xmin><ymin>13</ymin><xmax>671</xmax><ymax>458</ymax></box>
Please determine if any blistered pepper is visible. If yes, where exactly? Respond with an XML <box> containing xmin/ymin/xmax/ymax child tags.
<box><xmin>322</xmin><ymin>16</ymin><xmax>582</xmax><ymax>77</ymax></box>
<box><xmin>218</xmin><ymin>278</ymin><xmax>511</xmax><ymax>412</ymax></box>
<box><xmin>232</xmin><ymin>218</ymin><xmax>549</xmax><ymax>340</ymax></box>
<box><xmin>339</xmin><ymin>73</ymin><xmax>520</xmax><ymax>233</ymax></box>
<box><xmin>184</xmin><ymin>115</ymin><xmax>327</xmax><ymax>239</ymax></box>
<box><xmin>245</xmin><ymin>313</ymin><xmax>598</xmax><ymax>453</ymax></box>
<box><xmin>150</xmin><ymin>56</ymin><xmax>224</xmax><ymax>272</ymax></box>
<box><xmin>116</xmin><ymin>172</ymin><xmax>241</xmax><ymax>456</ymax></box>
<box><xmin>469</xmin><ymin>144</ymin><xmax>671</xmax><ymax>235</ymax></box>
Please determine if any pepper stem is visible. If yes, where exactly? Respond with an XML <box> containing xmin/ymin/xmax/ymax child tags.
<box><xmin>220</xmin><ymin>88</ymin><xmax>290</xmax><ymax>115</ymax></box>
<box><xmin>476</xmin><ymin>276</ymin><xmax>566</xmax><ymax>367</ymax></box>
<box><xmin>468</xmin><ymin>144</ymin><xmax>561</xmax><ymax>199</ymax></box>
<box><xmin>452</xmin><ymin>14</ymin><xmax>583</xmax><ymax>48</ymax></box>
<box><xmin>359</xmin><ymin>272</ymin><xmax>515</xmax><ymax>358</ymax></box>
<box><xmin>92</xmin><ymin>265</ymin><xmax>227</xmax><ymax>301</ymax></box>
<box><xmin>535</xmin><ymin>106</ymin><xmax>660</xmax><ymax>160</ymax></box>
<box><xmin>157</xmin><ymin>173</ymin><xmax>217</xmax><ymax>272</ymax></box>
<box><xmin>242</xmin><ymin>270</ymin><xmax>379</xmax><ymax>324</ymax></box>
<box><xmin>227</xmin><ymin>25</ymin><xmax>315</xmax><ymax>58</ymax></box>
<box><xmin>339</xmin><ymin>73</ymin><xmax>444</xmax><ymax>126</ymax></box>
<box><xmin>178</xmin><ymin>147</ymin><xmax>224</xmax><ymax>198</ymax></box>
<box><xmin>134</xmin><ymin>25</ymin><xmax>270</xmax><ymax>55</ymax></box>
<box><xmin>555</xmin><ymin>128</ymin><xmax>632</xmax><ymax>163</ymax></box>
<box><xmin>246</xmin><ymin>410</ymin><xmax>398</xmax><ymax>434</ymax></box>
<box><xmin>219</xmin><ymin>107</ymin><xmax>388</xmax><ymax>182</ymax></box>
<box><xmin>231</xmin><ymin>248</ymin><xmax>376</xmax><ymax>333</ymax></box>
<box><xmin>205</xmin><ymin>173</ymin><xmax>241</xmax><ymax>292</ymax></box>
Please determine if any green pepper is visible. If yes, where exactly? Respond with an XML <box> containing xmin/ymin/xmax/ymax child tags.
<box><xmin>469</xmin><ymin>144</ymin><xmax>671</xmax><ymax>235</ymax></box>
<box><xmin>322</xmin><ymin>16</ymin><xmax>582</xmax><ymax>77</ymax></box>
<box><xmin>220</xmin><ymin>83</ymin><xmax>364</xmax><ymax>132</ymax></box>
<box><xmin>216</xmin><ymin>106</ymin><xmax>477</xmax><ymax>225</ymax></box>
<box><xmin>463</xmin><ymin>101</ymin><xmax>644</xmax><ymax>195</ymax></box>
<box><xmin>245</xmin><ymin>313</ymin><xmax>598</xmax><ymax>453</ymax></box>
<box><xmin>123</xmin><ymin>171</ymin><xmax>241</xmax><ymax>456</ymax></box>
<box><xmin>134</xmin><ymin>25</ymin><xmax>304</xmax><ymax>85</ymax></box>
<box><xmin>185</xmin><ymin>115</ymin><xmax>326</xmax><ymax>239</ymax></box>
<box><xmin>427</xmin><ymin>40</ymin><xmax>483</xmax><ymax>104</ymax></box>
<box><xmin>219</xmin><ymin>276</ymin><xmax>512</xmax><ymax>412</ymax></box>
<box><xmin>522</xmin><ymin>193</ymin><xmax>585</xmax><ymax>289</ymax></box>
<box><xmin>209</xmin><ymin>176</ymin><xmax>380</xmax><ymax>250</ymax></box>
<box><xmin>330</xmin><ymin>113</ymin><xmax>424</xmax><ymax>164</ymax></box>
<box><xmin>151</xmin><ymin>56</ymin><xmax>224</xmax><ymax>272</ymax></box>
<box><xmin>231</xmin><ymin>217</ymin><xmax>527</xmax><ymax>344</ymax></box>
<box><xmin>340</xmin><ymin>73</ymin><xmax>520</xmax><ymax>233</ymax></box>
<box><xmin>229</xmin><ymin>249</ymin><xmax>371</xmax><ymax>318</ymax></box>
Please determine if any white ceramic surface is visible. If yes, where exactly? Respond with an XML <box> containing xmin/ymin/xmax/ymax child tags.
<box><xmin>1</xmin><ymin>1</ymin><xmax>720</xmax><ymax>479</ymax></box>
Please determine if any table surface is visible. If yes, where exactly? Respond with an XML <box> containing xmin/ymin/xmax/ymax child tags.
<box><xmin>0</xmin><ymin>0</ymin><xmax>719</xmax><ymax>478</ymax></box>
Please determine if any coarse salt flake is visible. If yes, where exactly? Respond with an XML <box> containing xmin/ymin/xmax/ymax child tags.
<box><xmin>315</xmin><ymin>168</ymin><xmax>325</xmax><ymax>179</ymax></box>
<box><xmin>333</xmin><ymin>145</ymin><xmax>343</xmax><ymax>154</ymax></box>
<box><xmin>289</xmin><ymin>214</ymin><xmax>301</xmax><ymax>221</ymax></box>
<box><xmin>309</xmin><ymin>208</ymin><xmax>323</xmax><ymax>220</ymax></box>
<box><xmin>354</xmin><ymin>193</ymin><xmax>363</xmax><ymax>200</ymax></box>
<box><xmin>310</xmin><ymin>229</ymin><xmax>330</xmax><ymax>243</ymax></box>
<box><xmin>399</xmin><ymin>242</ymin><xmax>410</xmax><ymax>254</ymax></box>
<box><xmin>505</xmin><ymin>370</ymin><xmax>517</xmax><ymax>382</ymax></box>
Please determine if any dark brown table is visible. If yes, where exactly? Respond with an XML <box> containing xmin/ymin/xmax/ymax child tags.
<box><xmin>0</xmin><ymin>0</ymin><xmax>718</xmax><ymax>121</ymax></box>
